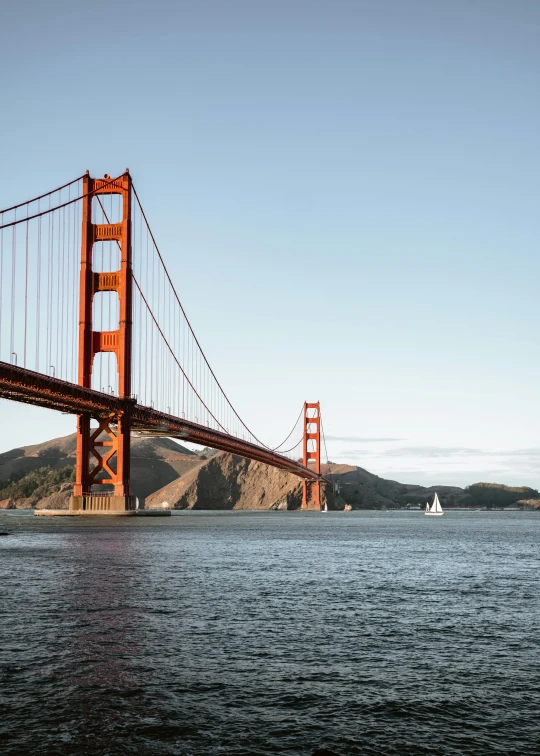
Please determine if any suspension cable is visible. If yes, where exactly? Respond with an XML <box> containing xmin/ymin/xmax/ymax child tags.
<box><xmin>321</xmin><ymin>414</ymin><xmax>330</xmax><ymax>464</ymax></box>
<box><xmin>132</xmin><ymin>273</ymin><xmax>230</xmax><ymax>433</ymax></box>
<box><xmin>93</xmin><ymin>193</ymin><xmax>228</xmax><ymax>433</ymax></box>
<box><xmin>276</xmin><ymin>437</ymin><xmax>303</xmax><ymax>455</ymax></box>
<box><xmin>7</xmin><ymin>175</ymin><xmax>309</xmax><ymax>458</ymax></box>
<box><xmin>320</xmin><ymin>413</ymin><xmax>333</xmax><ymax>489</ymax></box>
<box><xmin>131</xmin><ymin>181</ymin><xmax>272</xmax><ymax>449</ymax></box>
<box><xmin>270</xmin><ymin>404</ymin><xmax>304</xmax><ymax>451</ymax></box>
<box><xmin>0</xmin><ymin>173</ymin><xmax>86</xmax><ymax>215</ymax></box>
<box><xmin>0</xmin><ymin>174</ymin><xmax>124</xmax><ymax>230</ymax></box>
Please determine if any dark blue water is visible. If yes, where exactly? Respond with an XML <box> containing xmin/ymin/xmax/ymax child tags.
<box><xmin>1</xmin><ymin>510</ymin><xmax>539</xmax><ymax>755</ymax></box>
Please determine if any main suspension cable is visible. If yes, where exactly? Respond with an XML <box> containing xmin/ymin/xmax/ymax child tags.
<box><xmin>321</xmin><ymin>414</ymin><xmax>330</xmax><ymax>464</ymax></box>
<box><xmin>0</xmin><ymin>174</ymin><xmax>124</xmax><ymax>230</ymax></box>
<box><xmin>131</xmin><ymin>181</ymin><xmax>274</xmax><ymax>449</ymax></box>
<box><xmin>132</xmin><ymin>273</ymin><xmax>229</xmax><ymax>433</ymax></box>
<box><xmin>3</xmin><ymin>174</ymin><xmax>314</xmax><ymax>462</ymax></box>
<box><xmin>277</xmin><ymin>437</ymin><xmax>303</xmax><ymax>455</ymax></box>
<box><xmin>270</xmin><ymin>404</ymin><xmax>304</xmax><ymax>451</ymax></box>
<box><xmin>0</xmin><ymin>173</ymin><xmax>86</xmax><ymax>215</ymax></box>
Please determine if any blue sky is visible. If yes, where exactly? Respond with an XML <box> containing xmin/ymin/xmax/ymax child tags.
<box><xmin>1</xmin><ymin>0</ymin><xmax>539</xmax><ymax>487</ymax></box>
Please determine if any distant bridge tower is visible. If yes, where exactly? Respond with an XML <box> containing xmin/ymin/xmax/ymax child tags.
<box><xmin>301</xmin><ymin>401</ymin><xmax>321</xmax><ymax>510</ymax></box>
<box><xmin>71</xmin><ymin>171</ymin><xmax>135</xmax><ymax>513</ymax></box>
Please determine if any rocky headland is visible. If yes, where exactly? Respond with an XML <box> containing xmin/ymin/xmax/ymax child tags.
<box><xmin>1</xmin><ymin>433</ymin><xmax>539</xmax><ymax>511</ymax></box>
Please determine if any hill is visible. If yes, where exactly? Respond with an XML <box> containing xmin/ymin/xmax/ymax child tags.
<box><xmin>0</xmin><ymin>433</ymin><xmax>200</xmax><ymax>509</ymax></box>
<box><xmin>1</xmin><ymin>433</ymin><xmax>539</xmax><ymax>511</ymax></box>
<box><xmin>146</xmin><ymin>456</ymin><xmax>540</xmax><ymax>512</ymax></box>
<box><xmin>320</xmin><ymin>462</ymin><xmax>466</xmax><ymax>509</ymax></box>
<box><xmin>145</xmin><ymin>453</ymin><xmax>467</xmax><ymax>511</ymax></box>
<box><xmin>466</xmin><ymin>482</ymin><xmax>540</xmax><ymax>509</ymax></box>
<box><xmin>146</xmin><ymin>452</ymin><xmax>343</xmax><ymax>511</ymax></box>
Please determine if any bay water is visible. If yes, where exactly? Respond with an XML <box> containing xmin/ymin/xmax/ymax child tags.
<box><xmin>1</xmin><ymin>510</ymin><xmax>539</xmax><ymax>755</ymax></box>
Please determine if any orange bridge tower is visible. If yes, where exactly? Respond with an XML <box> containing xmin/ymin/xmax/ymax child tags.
<box><xmin>301</xmin><ymin>401</ymin><xmax>322</xmax><ymax>510</ymax></box>
<box><xmin>70</xmin><ymin>171</ymin><xmax>135</xmax><ymax>514</ymax></box>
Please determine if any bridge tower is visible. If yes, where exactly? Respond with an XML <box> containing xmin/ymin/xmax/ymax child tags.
<box><xmin>70</xmin><ymin>171</ymin><xmax>135</xmax><ymax>514</ymax></box>
<box><xmin>301</xmin><ymin>401</ymin><xmax>322</xmax><ymax>510</ymax></box>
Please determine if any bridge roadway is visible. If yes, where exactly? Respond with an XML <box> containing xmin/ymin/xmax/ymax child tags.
<box><xmin>0</xmin><ymin>361</ymin><xmax>323</xmax><ymax>482</ymax></box>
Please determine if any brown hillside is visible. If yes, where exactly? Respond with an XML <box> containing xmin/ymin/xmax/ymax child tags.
<box><xmin>0</xmin><ymin>434</ymin><xmax>477</xmax><ymax>512</ymax></box>
<box><xmin>0</xmin><ymin>433</ymin><xmax>200</xmax><ymax>507</ymax></box>
<box><xmin>0</xmin><ymin>435</ymin><xmax>79</xmax><ymax>482</ymax></box>
<box><xmin>321</xmin><ymin>462</ymin><xmax>465</xmax><ymax>509</ymax></box>
<box><xmin>146</xmin><ymin>452</ymin><xmax>344</xmax><ymax>511</ymax></box>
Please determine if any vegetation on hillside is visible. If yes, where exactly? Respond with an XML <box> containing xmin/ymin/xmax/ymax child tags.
<box><xmin>465</xmin><ymin>482</ymin><xmax>539</xmax><ymax>508</ymax></box>
<box><xmin>0</xmin><ymin>465</ymin><xmax>75</xmax><ymax>501</ymax></box>
<box><xmin>2</xmin><ymin>455</ymin><xmax>539</xmax><ymax>510</ymax></box>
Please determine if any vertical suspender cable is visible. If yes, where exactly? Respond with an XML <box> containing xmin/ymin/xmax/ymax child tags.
<box><xmin>46</xmin><ymin>203</ymin><xmax>51</xmax><ymax>372</ymax></box>
<box><xmin>10</xmin><ymin>211</ymin><xmax>16</xmax><ymax>361</ymax></box>
<box><xmin>36</xmin><ymin>206</ymin><xmax>42</xmax><ymax>371</ymax></box>
<box><xmin>55</xmin><ymin>201</ymin><xmax>60</xmax><ymax>377</ymax></box>
<box><xmin>60</xmin><ymin>202</ymin><xmax>66</xmax><ymax>377</ymax></box>
<box><xmin>23</xmin><ymin>219</ymin><xmax>29</xmax><ymax>367</ymax></box>
<box><xmin>0</xmin><ymin>223</ymin><xmax>3</xmax><ymax>359</ymax></box>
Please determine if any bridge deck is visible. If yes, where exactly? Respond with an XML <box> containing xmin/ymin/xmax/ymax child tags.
<box><xmin>0</xmin><ymin>362</ymin><xmax>322</xmax><ymax>481</ymax></box>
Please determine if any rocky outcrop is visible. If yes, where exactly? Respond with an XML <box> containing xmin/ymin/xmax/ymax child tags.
<box><xmin>146</xmin><ymin>452</ymin><xmax>345</xmax><ymax>511</ymax></box>
<box><xmin>0</xmin><ymin>497</ymin><xmax>35</xmax><ymax>509</ymax></box>
<box><xmin>515</xmin><ymin>499</ymin><xmax>540</xmax><ymax>510</ymax></box>
<box><xmin>146</xmin><ymin>453</ymin><xmax>299</xmax><ymax>510</ymax></box>
<box><xmin>34</xmin><ymin>483</ymin><xmax>73</xmax><ymax>510</ymax></box>
<box><xmin>3</xmin><ymin>433</ymin><xmax>535</xmax><ymax>512</ymax></box>
<box><xmin>129</xmin><ymin>436</ymin><xmax>200</xmax><ymax>499</ymax></box>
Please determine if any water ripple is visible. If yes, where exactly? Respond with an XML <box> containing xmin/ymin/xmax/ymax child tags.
<box><xmin>1</xmin><ymin>510</ymin><xmax>539</xmax><ymax>755</ymax></box>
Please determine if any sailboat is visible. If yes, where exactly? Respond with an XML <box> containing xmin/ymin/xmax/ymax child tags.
<box><xmin>425</xmin><ymin>492</ymin><xmax>444</xmax><ymax>516</ymax></box>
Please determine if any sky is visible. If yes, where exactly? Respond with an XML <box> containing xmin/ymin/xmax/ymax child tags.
<box><xmin>0</xmin><ymin>0</ymin><xmax>539</xmax><ymax>487</ymax></box>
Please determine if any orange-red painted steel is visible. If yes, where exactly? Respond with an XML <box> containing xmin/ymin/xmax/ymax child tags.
<box><xmin>0</xmin><ymin>172</ymin><xmax>328</xmax><ymax>496</ymax></box>
<box><xmin>0</xmin><ymin>362</ymin><xmax>323</xmax><ymax>481</ymax></box>
<box><xmin>75</xmin><ymin>172</ymin><xmax>132</xmax><ymax>497</ymax></box>
<box><xmin>302</xmin><ymin>401</ymin><xmax>322</xmax><ymax>509</ymax></box>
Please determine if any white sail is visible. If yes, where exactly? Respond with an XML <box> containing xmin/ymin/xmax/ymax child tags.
<box><xmin>425</xmin><ymin>502</ymin><xmax>430</xmax><ymax>513</ymax></box>
<box><xmin>425</xmin><ymin>492</ymin><xmax>444</xmax><ymax>516</ymax></box>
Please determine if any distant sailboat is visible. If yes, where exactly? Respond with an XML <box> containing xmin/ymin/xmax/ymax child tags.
<box><xmin>425</xmin><ymin>492</ymin><xmax>444</xmax><ymax>516</ymax></box>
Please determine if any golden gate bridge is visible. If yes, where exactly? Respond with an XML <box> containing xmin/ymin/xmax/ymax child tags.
<box><xmin>0</xmin><ymin>171</ymin><xmax>327</xmax><ymax>513</ymax></box>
